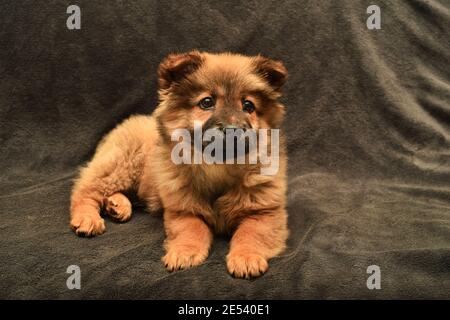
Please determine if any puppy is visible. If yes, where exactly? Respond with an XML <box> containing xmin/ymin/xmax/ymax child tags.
<box><xmin>70</xmin><ymin>51</ymin><xmax>289</xmax><ymax>279</ymax></box>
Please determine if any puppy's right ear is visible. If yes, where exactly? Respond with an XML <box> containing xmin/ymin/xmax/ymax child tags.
<box><xmin>158</xmin><ymin>51</ymin><xmax>204</xmax><ymax>90</ymax></box>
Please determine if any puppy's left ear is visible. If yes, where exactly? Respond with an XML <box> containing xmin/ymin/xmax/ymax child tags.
<box><xmin>253</xmin><ymin>55</ymin><xmax>288</xmax><ymax>91</ymax></box>
<box><xmin>158</xmin><ymin>50</ymin><xmax>204</xmax><ymax>90</ymax></box>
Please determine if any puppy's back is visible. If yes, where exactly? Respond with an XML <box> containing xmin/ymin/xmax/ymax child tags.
<box><xmin>94</xmin><ymin>115</ymin><xmax>158</xmax><ymax>153</ymax></box>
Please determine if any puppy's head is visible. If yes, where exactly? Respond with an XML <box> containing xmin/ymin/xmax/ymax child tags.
<box><xmin>155</xmin><ymin>50</ymin><xmax>288</xmax><ymax>141</ymax></box>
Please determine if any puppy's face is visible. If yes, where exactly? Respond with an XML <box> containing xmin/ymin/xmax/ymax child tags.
<box><xmin>156</xmin><ymin>51</ymin><xmax>288</xmax><ymax>142</ymax></box>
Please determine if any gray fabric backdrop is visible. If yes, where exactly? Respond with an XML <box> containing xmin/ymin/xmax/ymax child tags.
<box><xmin>1</xmin><ymin>0</ymin><xmax>449</xmax><ymax>299</ymax></box>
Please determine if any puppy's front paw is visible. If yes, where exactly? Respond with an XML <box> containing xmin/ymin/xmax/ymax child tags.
<box><xmin>163</xmin><ymin>245</ymin><xmax>208</xmax><ymax>271</ymax></box>
<box><xmin>104</xmin><ymin>193</ymin><xmax>132</xmax><ymax>222</ymax></box>
<box><xmin>227</xmin><ymin>252</ymin><xmax>268</xmax><ymax>279</ymax></box>
<box><xmin>70</xmin><ymin>215</ymin><xmax>106</xmax><ymax>237</ymax></box>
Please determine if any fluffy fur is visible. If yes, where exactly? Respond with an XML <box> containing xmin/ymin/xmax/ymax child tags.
<box><xmin>70</xmin><ymin>51</ymin><xmax>289</xmax><ymax>279</ymax></box>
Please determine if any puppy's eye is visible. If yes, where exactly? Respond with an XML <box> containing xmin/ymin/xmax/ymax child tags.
<box><xmin>199</xmin><ymin>97</ymin><xmax>215</xmax><ymax>110</ymax></box>
<box><xmin>242</xmin><ymin>100</ymin><xmax>255</xmax><ymax>113</ymax></box>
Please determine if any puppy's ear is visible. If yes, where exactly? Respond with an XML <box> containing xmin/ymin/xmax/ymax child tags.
<box><xmin>158</xmin><ymin>51</ymin><xmax>204</xmax><ymax>90</ymax></box>
<box><xmin>253</xmin><ymin>55</ymin><xmax>288</xmax><ymax>91</ymax></box>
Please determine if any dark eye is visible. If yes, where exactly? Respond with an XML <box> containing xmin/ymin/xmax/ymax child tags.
<box><xmin>242</xmin><ymin>100</ymin><xmax>255</xmax><ymax>113</ymax></box>
<box><xmin>199</xmin><ymin>97</ymin><xmax>215</xmax><ymax>110</ymax></box>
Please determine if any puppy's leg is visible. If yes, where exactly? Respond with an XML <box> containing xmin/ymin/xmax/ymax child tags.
<box><xmin>162</xmin><ymin>210</ymin><xmax>212</xmax><ymax>271</ymax></box>
<box><xmin>71</xmin><ymin>169</ymin><xmax>137</xmax><ymax>236</ymax></box>
<box><xmin>70</xmin><ymin>188</ymin><xmax>106</xmax><ymax>237</ymax></box>
<box><xmin>70</xmin><ymin>147</ymin><xmax>142</xmax><ymax>236</ymax></box>
<box><xmin>104</xmin><ymin>192</ymin><xmax>132</xmax><ymax>222</ymax></box>
<box><xmin>227</xmin><ymin>209</ymin><xmax>288</xmax><ymax>279</ymax></box>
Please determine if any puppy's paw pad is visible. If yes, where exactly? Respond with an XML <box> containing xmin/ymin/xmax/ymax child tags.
<box><xmin>71</xmin><ymin>215</ymin><xmax>106</xmax><ymax>237</ymax></box>
<box><xmin>227</xmin><ymin>253</ymin><xmax>268</xmax><ymax>279</ymax></box>
<box><xmin>105</xmin><ymin>193</ymin><xmax>132</xmax><ymax>222</ymax></box>
<box><xmin>162</xmin><ymin>247</ymin><xmax>207</xmax><ymax>271</ymax></box>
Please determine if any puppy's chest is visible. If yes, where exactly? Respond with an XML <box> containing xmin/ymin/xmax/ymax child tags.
<box><xmin>191</xmin><ymin>165</ymin><xmax>237</xmax><ymax>200</ymax></box>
